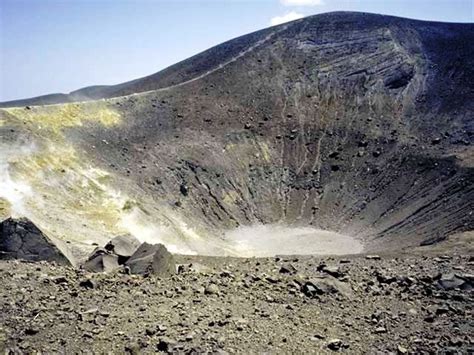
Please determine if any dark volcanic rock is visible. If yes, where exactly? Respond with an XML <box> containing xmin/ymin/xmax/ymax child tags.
<box><xmin>0</xmin><ymin>217</ymin><xmax>70</xmax><ymax>265</ymax></box>
<box><xmin>79</xmin><ymin>278</ymin><xmax>96</xmax><ymax>289</ymax></box>
<box><xmin>125</xmin><ymin>242</ymin><xmax>176</xmax><ymax>276</ymax></box>
<box><xmin>327</xmin><ymin>339</ymin><xmax>348</xmax><ymax>351</ymax></box>
<box><xmin>279</xmin><ymin>263</ymin><xmax>297</xmax><ymax>274</ymax></box>
<box><xmin>180</xmin><ymin>183</ymin><xmax>189</xmax><ymax>197</ymax></box>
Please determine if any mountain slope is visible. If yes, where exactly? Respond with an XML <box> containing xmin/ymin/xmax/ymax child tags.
<box><xmin>0</xmin><ymin>24</ymin><xmax>279</xmax><ymax>107</ymax></box>
<box><xmin>0</xmin><ymin>12</ymin><xmax>472</xmax><ymax>256</ymax></box>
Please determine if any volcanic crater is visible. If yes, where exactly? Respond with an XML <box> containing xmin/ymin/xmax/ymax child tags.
<box><xmin>0</xmin><ymin>12</ymin><xmax>473</xmax><ymax>261</ymax></box>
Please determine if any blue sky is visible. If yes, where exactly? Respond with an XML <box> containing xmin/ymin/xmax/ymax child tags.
<box><xmin>1</xmin><ymin>0</ymin><xmax>472</xmax><ymax>102</ymax></box>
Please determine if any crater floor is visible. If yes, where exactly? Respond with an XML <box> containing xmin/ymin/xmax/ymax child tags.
<box><xmin>223</xmin><ymin>225</ymin><xmax>363</xmax><ymax>257</ymax></box>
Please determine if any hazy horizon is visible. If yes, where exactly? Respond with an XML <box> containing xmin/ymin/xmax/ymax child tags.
<box><xmin>1</xmin><ymin>0</ymin><xmax>473</xmax><ymax>102</ymax></box>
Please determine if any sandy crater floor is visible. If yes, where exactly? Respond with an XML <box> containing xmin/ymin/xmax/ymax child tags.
<box><xmin>224</xmin><ymin>225</ymin><xmax>363</xmax><ymax>257</ymax></box>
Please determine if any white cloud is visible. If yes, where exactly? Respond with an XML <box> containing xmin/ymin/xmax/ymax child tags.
<box><xmin>270</xmin><ymin>11</ymin><xmax>305</xmax><ymax>26</ymax></box>
<box><xmin>281</xmin><ymin>0</ymin><xmax>324</xmax><ymax>6</ymax></box>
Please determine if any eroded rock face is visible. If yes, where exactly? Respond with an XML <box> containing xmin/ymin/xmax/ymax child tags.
<box><xmin>125</xmin><ymin>242</ymin><xmax>176</xmax><ymax>277</ymax></box>
<box><xmin>0</xmin><ymin>217</ymin><xmax>70</xmax><ymax>265</ymax></box>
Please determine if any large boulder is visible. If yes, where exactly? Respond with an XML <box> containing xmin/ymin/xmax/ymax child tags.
<box><xmin>125</xmin><ymin>242</ymin><xmax>176</xmax><ymax>277</ymax></box>
<box><xmin>104</xmin><ymin>234</ymin><xmax>140</xmax><ymax>263</ymax></box>
<box><xmin>83</xmin><ymin>248</ymin><xmax>120</xmax><ymax>273</ymax></box>
<box><xmin>0</xmin><ymin>217</ymin><xmax>71</xmax><ymax>265</ymax></box>
<box><xmin>81</xmin><ymin>234</ymin><xmax>141</xmax><ymax>273</ymax></box>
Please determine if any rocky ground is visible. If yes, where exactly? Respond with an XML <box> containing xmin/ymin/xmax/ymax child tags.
<box><xmin>1</xmin><ymin>250</ymin><xmax>472</xmax><ymax>354</ymax></box>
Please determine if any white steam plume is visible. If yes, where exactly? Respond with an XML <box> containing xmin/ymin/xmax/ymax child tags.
<box><xmin>0</xmin><ymin>143</ymin><xmax>35</xmax><ymax>217</ymax></box>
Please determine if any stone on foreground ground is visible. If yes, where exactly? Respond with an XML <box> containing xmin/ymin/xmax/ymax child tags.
<box><xmin>125</xmin><ymin>242</ymin><xmax>176</xmax><ymax>277</ymax></box>
<box><xmin>83</xmin><ymin>236</ymin><xmax>174</xmax><ymax>275</ymax></box>
<box><xmin>0</xmin><ymin>252</ymin><xmax>472</xmax><ymax>354</ymax></box>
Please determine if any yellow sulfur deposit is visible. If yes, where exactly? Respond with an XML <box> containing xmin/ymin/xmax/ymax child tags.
<box><xmin>3</xmin><ymin>102</ymin><xmax>120</xmax><ymax>135</ymax></box>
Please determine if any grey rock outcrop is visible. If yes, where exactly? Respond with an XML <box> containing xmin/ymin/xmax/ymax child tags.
<box><xmin>125</xmin><ymin>242</ymin><xmax>176</xmax><ymax>277</ymax></box>
<box><xmin>0</xmin><ymin>217</ymin><xmax>71</xmax><ymax>265</ymax></box>
<box><xmin>82</xmin><ymin>235</ymin><xmax>140</xmax><ymax>272</ymax></box>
